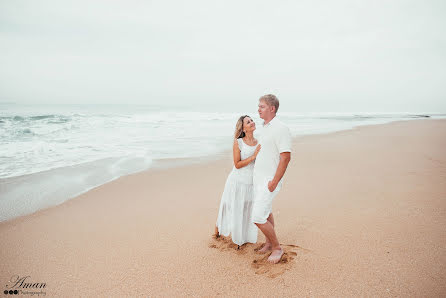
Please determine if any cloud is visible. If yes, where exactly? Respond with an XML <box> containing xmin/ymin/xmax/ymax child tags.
<box><xmin>0</xmin><ymin>0</ymin><xmax>445</xmax><ymax>112</ymax></box>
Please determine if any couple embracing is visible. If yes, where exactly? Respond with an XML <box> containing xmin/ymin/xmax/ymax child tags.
<box><xmin>214</xmin><ymin>94</ymin><xmax>292</xmax><ymax>264</ymax></box>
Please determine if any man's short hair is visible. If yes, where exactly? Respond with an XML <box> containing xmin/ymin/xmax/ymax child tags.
<box><xmin>259</xmin><ymin>94</ymin><xmax>279</xmax><ymax>113</ymax></box>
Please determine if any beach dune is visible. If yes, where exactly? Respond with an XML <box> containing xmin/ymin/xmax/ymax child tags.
<box><xmin>1</xmin><ymin>119</ymin><xmax>445</xmax><ymax>297</ymax></box>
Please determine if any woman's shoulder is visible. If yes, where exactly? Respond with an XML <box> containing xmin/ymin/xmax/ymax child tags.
<box><xmin>234</xmin><ymin>138</ymin><xmax>243</xmax><ymax>150</ymax></box>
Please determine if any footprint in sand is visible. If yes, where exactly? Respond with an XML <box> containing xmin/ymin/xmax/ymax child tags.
<box><xmin>251</xmin><ymin>244</ymin><xmax>304</xmax><ymax>278</ymax></box>
<box><xmin>209</xmin><ymin>234</ymin><xmax>251</xmax><ymax>255</ymax></box>
<box><xmin>209</xmin><ymin>235</ymin><xmax>310</xmax><ymax>278</ymax></box>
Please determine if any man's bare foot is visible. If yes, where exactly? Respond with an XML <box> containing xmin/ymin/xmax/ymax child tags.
<box><xmin>267</xmin><ymin>248</ymin><xmax>284</xmax><ymax>264</ymax></box>
<box><xmin>257</xmin><ymin>243</ymin><xmax>272</xmax><ymax>254</ymax></box>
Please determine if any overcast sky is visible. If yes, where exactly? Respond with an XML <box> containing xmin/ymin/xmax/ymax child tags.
<box><xmin>0</xmin><ymin>0</ymin><xmax>445</xmax><ymax>112</ymax></box>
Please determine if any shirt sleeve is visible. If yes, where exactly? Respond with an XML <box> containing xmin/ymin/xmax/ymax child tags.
<box><xmin>276</xmin><ymin>126</ymin><xmax>292</xmax><ymax>153</ymax></box>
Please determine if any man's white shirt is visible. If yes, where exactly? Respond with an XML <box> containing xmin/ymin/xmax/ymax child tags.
<box><xmin>253</xmin><ymin>116</ymin><xmax>292</xmax><ymax>187</ymax></box>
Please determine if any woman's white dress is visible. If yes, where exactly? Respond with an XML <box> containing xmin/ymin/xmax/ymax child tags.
<box><xmin>215</xmin><ymin>138</ymin><xmax>258</xmax><ymax>246</ymax></box>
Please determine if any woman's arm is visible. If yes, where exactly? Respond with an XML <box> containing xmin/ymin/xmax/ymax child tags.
<box><xmin>233</xmin><ymin>139</ymin><xmax>261</xmax><ymax>169</ymax></box>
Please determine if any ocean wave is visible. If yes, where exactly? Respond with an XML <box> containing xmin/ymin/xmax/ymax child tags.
<box><xmin>30</xmin><ymin>114</ymin><xmax>56</xmax><ymax>120</ymax></box>
<box><xmin>408</xmin><ymin>114</ymin><xmax>430</xmax><ymax>118</ymax></box>
<box><xmin>22</xmin><ymin>128</ymin><xmax>33</xmax><ymax>133</ymax></box>
<box><xmin>47</xmin><ymin>117</ymin><xmax>71</xmax><ymax>124</ymax></box>
<box><xmin>1</xmin><ymin>108</ymin><xmax>443</xmax><ymax>181</ymax></box>
<box><xmin>2</xmin><ymin>114</ymin><xmax>73</xmax><ymax>123</ymax></box>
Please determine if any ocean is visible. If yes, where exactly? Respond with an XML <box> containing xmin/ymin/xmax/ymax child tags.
<box><xmin>1</xmin><ymin>103</ymin><xmax>444</xmax><ymax>222</ymax></box>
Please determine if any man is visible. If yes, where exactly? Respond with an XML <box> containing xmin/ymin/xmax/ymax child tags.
<box><xmin>252</xmin><ymin>94</ymin><xmax>292</xmax><ymax>264</ymax></box>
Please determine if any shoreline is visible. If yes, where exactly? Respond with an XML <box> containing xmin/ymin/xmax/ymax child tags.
<box><xmin>0</xmin><ymin>118</ymin><xmax>445</xmax><ymax>296</ymax></box>
<box><xmin>0</xmin><ymin>117</ymin><xmax>441</xmax><ymax>224</ymax></box>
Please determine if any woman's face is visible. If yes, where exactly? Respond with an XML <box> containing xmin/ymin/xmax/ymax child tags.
<box><xmin>243</xmin><ymin>117</ymin><xmax>256</xmax><ymax>133</ymax></box>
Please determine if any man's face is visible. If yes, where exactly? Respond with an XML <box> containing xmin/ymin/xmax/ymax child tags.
<box><xmin>258</xmin><ymin>100</ymin><xmax>274</xmax><ymax>120</ymax></box>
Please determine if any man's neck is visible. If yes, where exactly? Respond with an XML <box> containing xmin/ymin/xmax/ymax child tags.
<box><xmin>263</xmin><ymin>115</ymin><xmax>276</xmax><ymax>125</ymax></box>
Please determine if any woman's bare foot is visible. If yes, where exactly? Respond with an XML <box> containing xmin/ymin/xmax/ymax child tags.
<box><xmin>213</xmin><ymin>226</ymin><xmax>220</xmax><ymax>238</ymax></box>
<box><xmin>256</xmin><ymin>242</ymin><xmax>272</xmax><ymax>254</ymax></box>
<box><xmin>267</xmin><ymin>248</ymin><xmax>284</xmax><ymax>264</ymax></box>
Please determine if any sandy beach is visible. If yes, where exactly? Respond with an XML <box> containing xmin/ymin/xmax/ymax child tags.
<box><xmin>1</xmin><ymin>119</ymin><xmax>445</xmax><ymax>297</ymax></box>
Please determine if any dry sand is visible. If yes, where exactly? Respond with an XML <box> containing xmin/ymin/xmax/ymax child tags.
<box><xmin>1</xmin><ymin>119</ymin><xmax>445</xmax><ymax>297</ymax></box>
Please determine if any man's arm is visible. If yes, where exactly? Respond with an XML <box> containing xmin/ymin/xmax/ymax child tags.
<box><xmin>268</xmin><ymin>152</ymin><xmax>291</xmax><ymax>192</ymax></box>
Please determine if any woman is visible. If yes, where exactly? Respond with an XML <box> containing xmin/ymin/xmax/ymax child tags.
<box><xmin>214</xmin><ymin>115</ymin><xmax>261</xmax><ymax>246</ymax></box>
